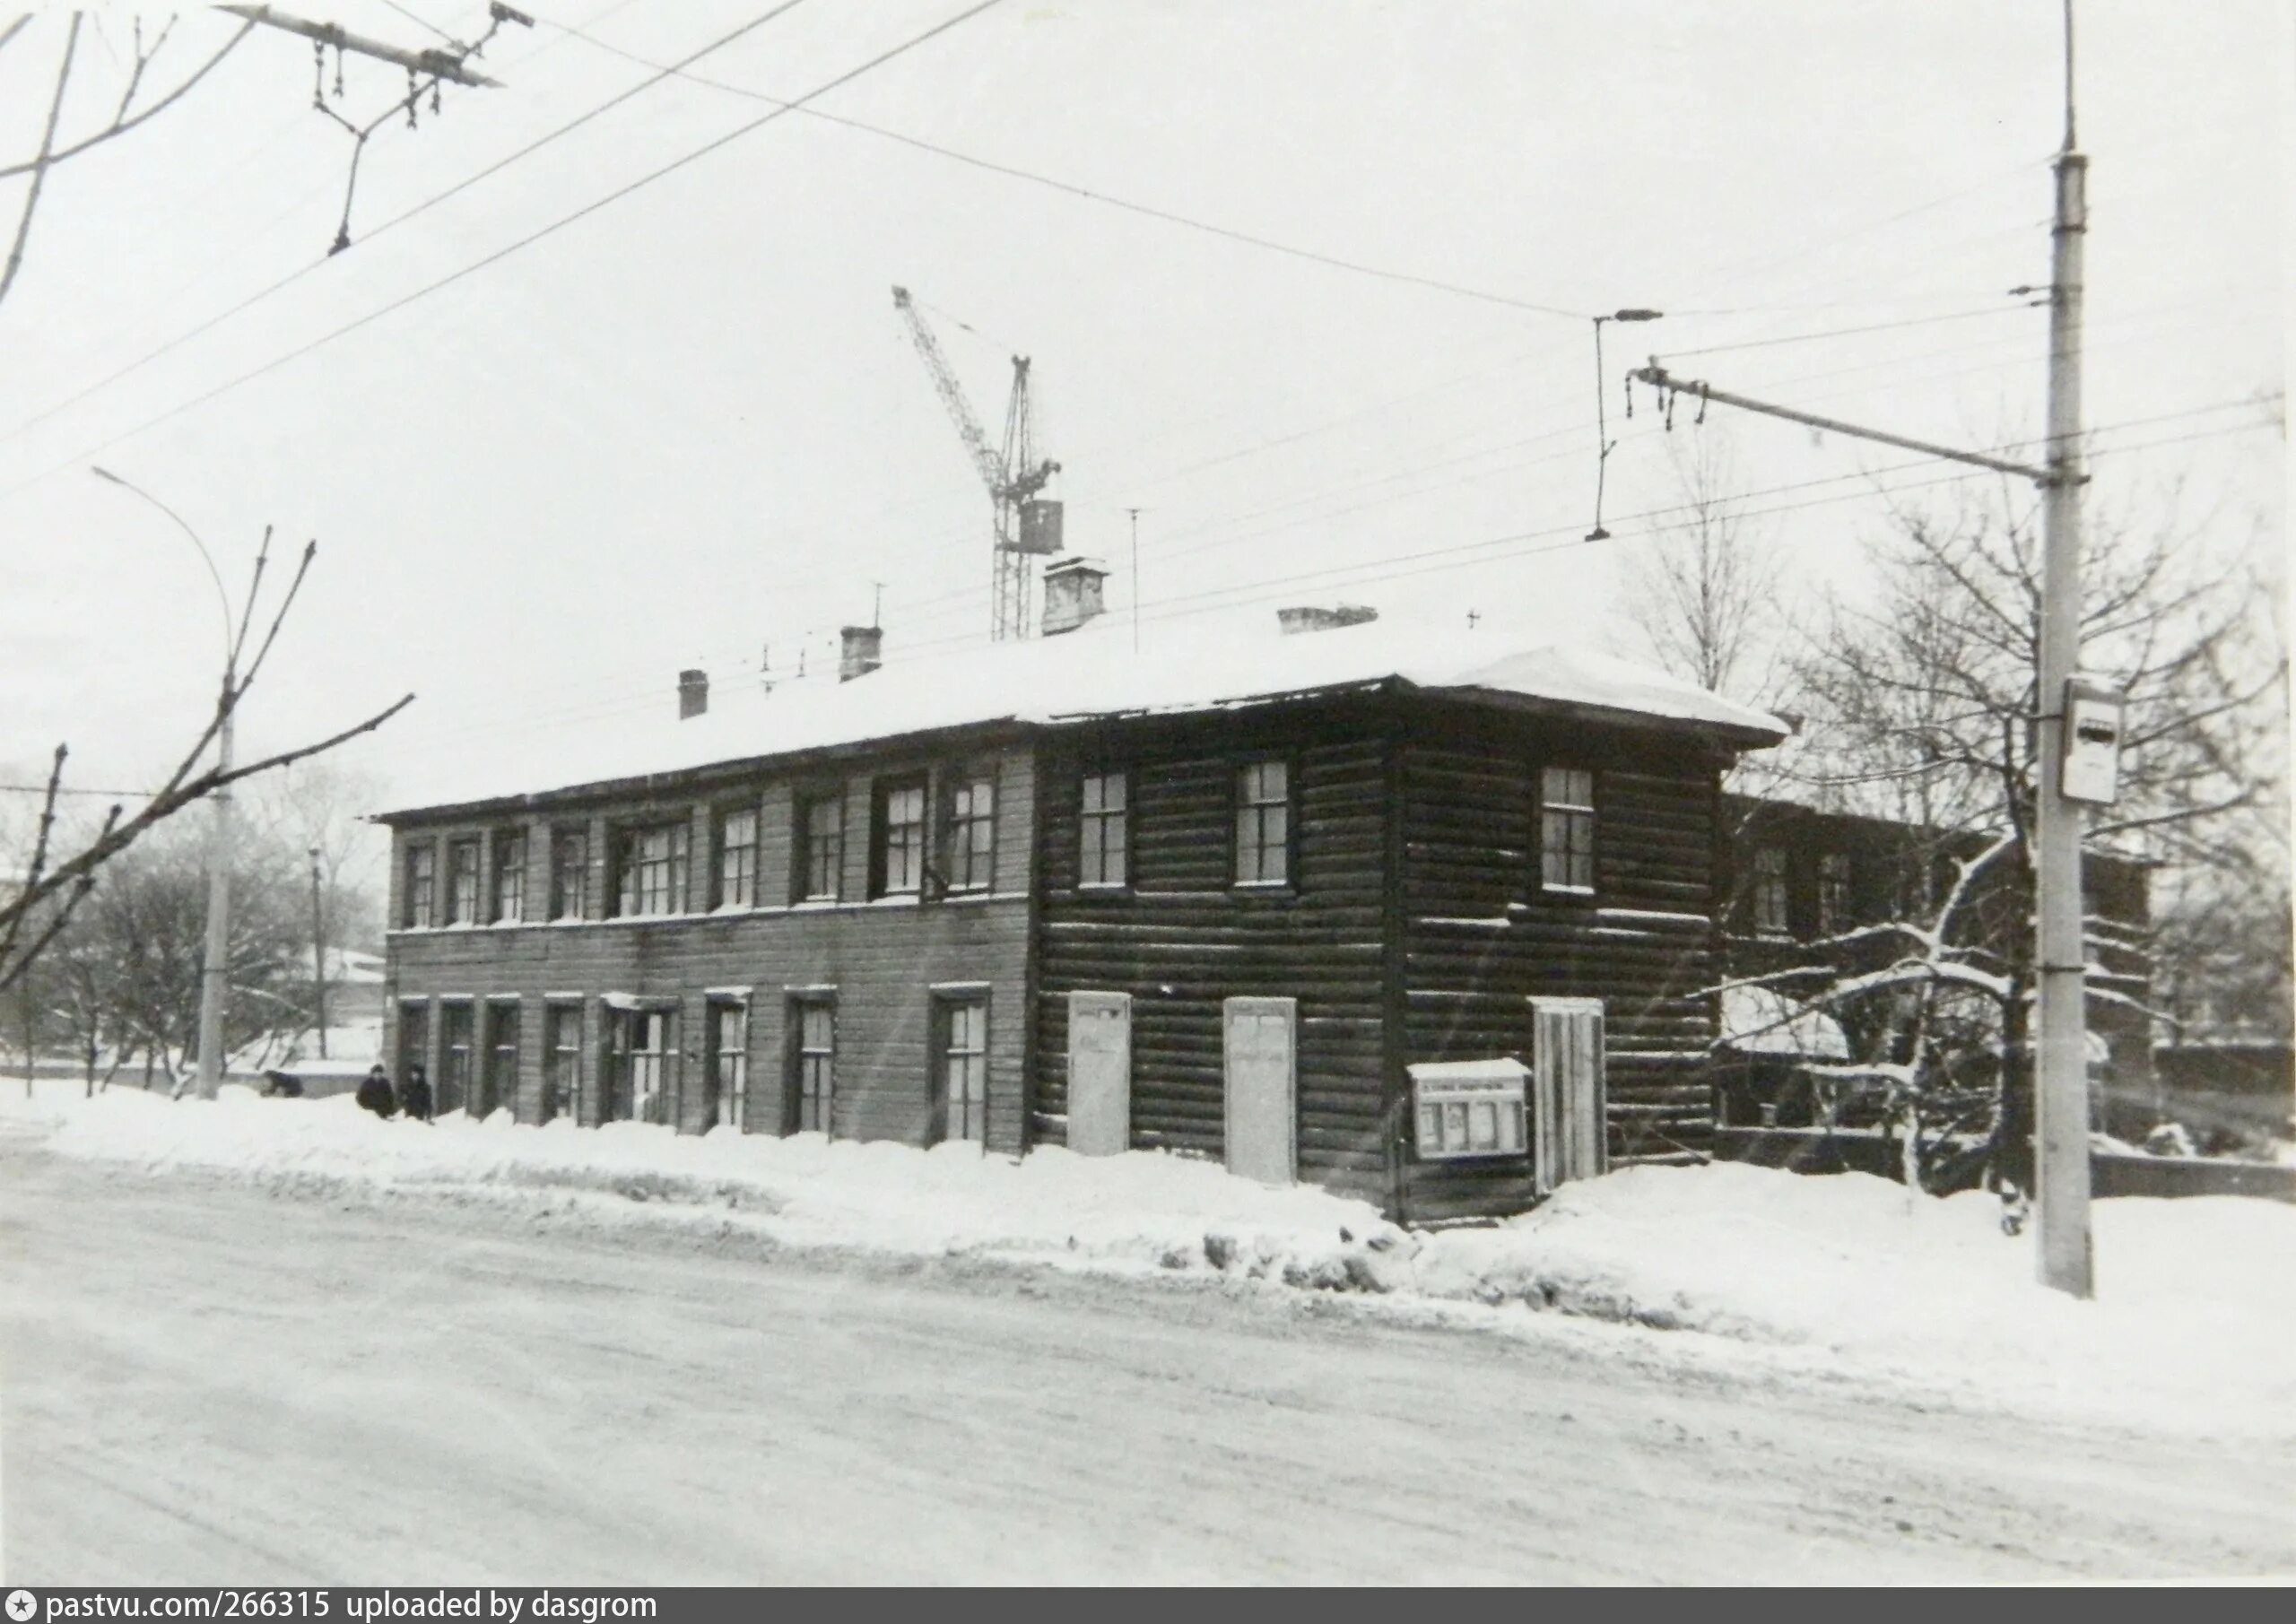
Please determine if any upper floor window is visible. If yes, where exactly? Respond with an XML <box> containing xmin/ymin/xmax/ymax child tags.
<box><xmin>403</xmin><ymin>842</ymin><xmax>437</xmax><ymax>929</ymax></box>
<box><xmin>1234</xmin><ymin>759</ymin><xmax>1291</xmax><ymax>886</ymax></box>
<box><xmin>1816</xmin><ymin>852</ymin><xmax>1852</xmax><ymax>936</ymax></box>
<box><xmin>1538</xmin><ymin>766</ymin><xmax>1596</xmax><ymax>893</ymax></box>
<box><xmin>796</xmin><ymin>790</ymin><xmax>843</xmax><ymax>902</ymax></box>
<box><xmin>1079</xmin><ymin>770</ymin><xmax>1127</xmax><ymax>888</ymax></box>
<box><xmin>550</xmin><ymin>828</ymin><xmax>588</xmax><ymax>921</ymax></box>
<box><xmin>1752</xmin><ymin>847</ymin><xmax>1791</xmax><ymax>936</ymax></box>
<box><xmin>447</xmin><ymin>837</ymin><xmax>482</xmax><ymax>925</ymax></box>
<box><xmin>715</xmin><ymin>806</ymin><xmax>758</xmax><ymax>909</ymax></box>
<box><xmin>943</xmin><ymin>770</ymin><xmax>996</xmax><ymax>893</ymax></box>
<box><xmin>872</xmin><ymin>775</ymin><xmax>927</xmax><ymax>898</ymax></box>
<box><xmin>614</xmin><ymin>821</ymin><xmax>690</xmax><ymax>917</ymax></box>
<box><xmin>491</xmin><ymin>830</ymin><xmax>526</xmax><ymax>924</ymax></box>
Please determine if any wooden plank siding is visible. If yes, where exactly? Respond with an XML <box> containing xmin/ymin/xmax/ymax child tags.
<box><xmin>384</xmin><ymin>742</ymin><xmax>1035</xmax><ymax>1157</ymax></box>
<box><xmin>1031</xmin><ymin>697</ymin><xmax>1396</xmax><ymax>1203</ymax></box>
<box><xmin>1395</xmin><ymin>701</ymin><xmax>1730</xmax><ymax>1222</ymax></box>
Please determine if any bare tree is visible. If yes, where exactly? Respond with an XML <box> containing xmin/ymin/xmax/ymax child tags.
<box><xmin>1</xmin><ymin>11</ymin><xmax>260</xmax><ymax>308</ymax></box>
<box><xmin>1621</xmin><ymin>430</ymin><xmax>1791</xmax><ymax>707</ymax></box>
<box><xmin>0</xmin><ymin>530</ymin><xmax>413</xmax><ymax>1000</ymax></box>
<box><xmin>1709</xmin><ymin>482</ymin><xmax>2286</xmax><ymax>1194</ymax></box>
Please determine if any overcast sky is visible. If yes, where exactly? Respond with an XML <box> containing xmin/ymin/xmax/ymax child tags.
<box><xmin>0</xmin><ymin>0</ymin><xmax>2285</xmax><ymax>826</ymax></box>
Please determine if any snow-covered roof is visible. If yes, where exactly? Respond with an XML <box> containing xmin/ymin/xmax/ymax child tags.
<box><xmin>1718</xmin><ymin>986</ymin><xmax>1852</xmax><ymax>1059</ymax></box>
<box><xmin>386</xmin><ymin>610</ymin><xmax>1787</xmax><ymax>818</ymax></box>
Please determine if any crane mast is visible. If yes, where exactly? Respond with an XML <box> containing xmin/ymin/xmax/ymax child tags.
<box><xmin>892</xmin><ymin>285</ymin><xmax>1062</xmax><ymax>640</ymax></box>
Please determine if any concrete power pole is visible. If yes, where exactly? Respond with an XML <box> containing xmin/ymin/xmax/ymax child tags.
<box><xmin>196</xmin><ymin>702</ymin><xmax>234</xmax><ymax>1098</ymax></box>
<box><xmin>309</xmin><ymin>845</ymin><xmax>329</xmax><ymax>1060</ymax></box>
<box><xmin>1623</xmin><ymin>52</ymin><xmax>2096</xmax><ymax>1294</ymax></box>
<box><xmin>2031</xmin><ymin>60</ymin><xmax>2094</xmax><ymax>1298</ymax></box>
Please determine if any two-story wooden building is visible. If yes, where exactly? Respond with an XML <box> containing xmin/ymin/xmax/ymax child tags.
<box><xmin>378</xmin><ymin>578</ymin><xmax>1786</xmax><ymax>1220</ymax></box>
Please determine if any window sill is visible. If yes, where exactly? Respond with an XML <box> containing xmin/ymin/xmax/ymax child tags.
<box><xmin>1230</xmin><ymin>881</ymin><xmax>1298</xmax><ymax>900</ymax></box>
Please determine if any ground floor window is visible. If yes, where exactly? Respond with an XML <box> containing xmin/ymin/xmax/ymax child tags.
<box><xmin>439</xmin><ymin>1002</ymin><xmax>474</xmax><ymax>1116</ymax></box>
<box><xmin>708</xmin><ymin>1001</ymin><xmax>747</xmax><ymax>1132</ymax></box>
<box><xmin>935</xmin><ymin>995</ymin><xmax>988</xmax><ymax>1145</ymax></box>
<box><xmin>482</xmin><ymin>1001</ymin><xmax>520</xmax><ymax>1121</ymax></box>
<box><xmin>544</xmin><ymin>1003</ymin><xmax>582</xmax><ymax>1123</ymax></box>
<box><xmin>791</xmin><ymin>998</ymin><xmax>834</xmax><ymax>1134</ymax></box>
<box><xmin>609</xmin><ymin>1008</ymin><xmax>672</xmax><ymax>1125</ymax></box>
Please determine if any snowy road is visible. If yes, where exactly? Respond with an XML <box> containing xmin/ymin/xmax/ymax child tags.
<box><xmin>4</xmin><ymin>1142</ymin><xmax>2291</xmax><ymax>1585</ymax></box>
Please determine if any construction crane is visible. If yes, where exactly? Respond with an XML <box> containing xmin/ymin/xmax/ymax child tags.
<box><xmin>891</xmin><ymin>286</ymin><xmax>1062</xmax><ymax>641</ymax></box>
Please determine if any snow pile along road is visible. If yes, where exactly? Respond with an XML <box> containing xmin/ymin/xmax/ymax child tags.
<box><xmin>7</xmin><ymin>1081</ymin><xmax>2291</xmax><ymax>1434</ymax></box>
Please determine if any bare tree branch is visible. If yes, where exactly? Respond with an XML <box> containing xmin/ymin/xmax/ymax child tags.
<box><xmin>0</xmin><ymin>12</ymin><xmax>80</xmax><ymax>308</ymax></box>
<box><xmin>0</xmin><ymin>18</ymin><xmax>256</xmax><ymax>181</ymax></box>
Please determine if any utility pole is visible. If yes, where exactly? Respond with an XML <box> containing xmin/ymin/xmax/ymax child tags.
<box><xmin>201</xmin><ymin>696</ymin><xmax>235</xmax><ymax>1096</ymax></box>
<box><xmin>91</xmin><ymin>467</ymin><xmax>239</xmax><ymax>1102</ymax></box>
<box><xmin>2031</xmin><ymin>8</ymin><xmax>2094</xmax><ymax>1298</ymax></box>
<box><xmin>1629</xmin><ymin>48</ymin><xmax>2097</xmax><ymax>1295</ymax></box>
<box><xmin>308</xmin><ymin>846</ymin><xmax>329</xmax><ymax>1060</ymax></box>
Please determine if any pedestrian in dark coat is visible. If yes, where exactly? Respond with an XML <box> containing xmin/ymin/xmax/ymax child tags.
<box><xmin>355</xmin><ymin>1064</ymin><xmax>397</xmax><ymax>1118</ymax></box>
<box><xmin>400</xmin><ymin>1062</ymin><xmax>434</xmax><ymax>1123</ymax></box>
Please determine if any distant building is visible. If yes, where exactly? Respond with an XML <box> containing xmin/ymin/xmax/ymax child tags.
<box><xmin>1709</xmin><ymin>795</ymin><xmax>2155</xmax><ymax>1142</ymax></box>
<box><xmin>378</xmin><ymin>588</ymin><xmax>1785</xmax><ymax>1221</ymax></box>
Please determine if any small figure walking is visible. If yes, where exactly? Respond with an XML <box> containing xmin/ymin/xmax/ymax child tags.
<box><xmin>355</xmin><ymin>1064</ymin><xmax>397</xmax><ymax>1119</ymax></box>
<box><xmin>400</xmin><ymin>1062</ymin><xmax>434</xmax><ymax>1124</ymax></box>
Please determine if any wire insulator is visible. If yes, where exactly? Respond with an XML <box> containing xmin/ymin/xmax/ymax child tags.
<box><xmin>1695</xmin><ymin>385</ymin><xmax>1709</xmax><ymax>426</ymax></box>
<box><xmin>1623</xmin><ymin>376</ymin><xmax>1634</xmax><ymax>420</ymax></box>
<box><xmin>1664</xmin><ymin>387</ymin><xmax>1676</xmax><ymax>431</ymax></box>
<box><xmin>333</xmin><ymin>45</ymin><xmax>344</xmax><ymax>99</ymax></box>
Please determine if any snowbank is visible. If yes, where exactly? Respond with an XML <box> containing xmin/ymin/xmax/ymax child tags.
<box><xmin>6</xmin><ymin>1079</ymin><xmax>2289</xmax><ymax>1435</ymax></box>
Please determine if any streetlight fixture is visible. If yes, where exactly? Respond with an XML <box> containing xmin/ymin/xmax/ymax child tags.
<box><xmin>91</xmin><ymin>466</ymin><xmax>238</xmax><ymax>1101</ymax></box>
<box><xmin>1585</xmin><ymin>308</ymin><xmax>1665</xmax><ymax>542</ymax></box>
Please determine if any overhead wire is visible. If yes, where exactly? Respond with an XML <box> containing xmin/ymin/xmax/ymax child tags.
<box><xmin>0</xmin><ymin>0</ymin><xmax>1010</xmax><ymax>508</ymax></box>
<box><xmin>380</xmin><ymin>408</ymin><xmax>2283</xmax><ymax>757</ymax></box>
<box><xmin>539</xmin><ymin>12</ymin><xmax>1594</xmax><ymax>322</ymax></box>
<box><xmin>0</xmin><ymin>0</ymin><xmax>801</xmax><ymax>452</ymax></box>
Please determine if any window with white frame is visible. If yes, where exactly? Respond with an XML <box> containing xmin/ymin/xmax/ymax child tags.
<box><xmin>614</xmin><ymin>821</ymin><xmax>689</xmax><ymax>917</ymax></box>
<box><xmin>708</xmin><ymin>1001</ymin><xmax>747</xmax><ymax>1132</ymax></box>
<box><xmin>491</xmin><ymin>830</ymin><xmax>525</xmax><ymax>924</ymax></box>
<box><xmin>793</xmin><ymin>999</ymin><xmax>834</xmax><ymax>1133</ymax></box>
<box><xmin>943</xmin><ymin>770</ymin><xmax>995</xmax><ymax>893</ymax></box>
<box><xmin>1538</xmin><ymin>767</ymin><xmax>1596</xmax><ymax>893</ymax></box>
<box><xmin>447</xmin><ymin>838</ymin><xmax>482</xmax><ymax>925</ymax></box>
<box><xmin>715</xmin><ymin>806</ymin><xmax>759</xmax><ymax>909</ymax></box>
<box><xmin>544</xmin><ymin>1003</ymin><xmax>581</xmax><ymax>1123</ymax></box>
<box><xmin>796</xmin><ymin>791</ymin><xmax>843</xmax><ymax>902</ymax></box>
<box><xmin>404</xmin><ymin>842</ymin><xmax>437</xmax><ymax>929</ymax></box>
<box><xmin>873</xmin><ymin>777</ymin><xmax>927</xmax><ymax>898</ymax></box>
<box><xmin>937</xmin><ymin>996</ymin><xmax>988</xmax><ymax>1144</ymax></box>
<box><xmin>1080</xmin><ymin>770</ymin><xmax>1127</xmax><ymax>888</ymax></box>
<box><xmin>550</xmin><ymin>828</ymin><xmax>588</xmax><ymax>920</ymax></box>
<box><xmin>1233</xmin><ymin>759</ymin><xmax>1290</xmax><ymax>886</ymax></box>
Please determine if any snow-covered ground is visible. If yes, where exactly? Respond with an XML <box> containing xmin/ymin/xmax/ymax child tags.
<box><xmin>5</xmin><ymin>1076</ymin><xmax>2290</xmax><ymax>1438</ymax></box>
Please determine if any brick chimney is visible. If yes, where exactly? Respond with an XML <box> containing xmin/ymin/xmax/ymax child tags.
<box><xmin>1277</xmin><ymin>604</ymin><xmax>1378</xmax><ymax>636</ymax></box>
<box><xmin>839</xmin><ymin>625</ymin><xmax>883</xmax><ymax>682</ymax></box>
<box><xmin>678</xmin><ymin>668</ymin><xmax>709</xmax><ymax>719</ymax></box>
<box><xmin>1041</xmin><ymin>556</ymin><xmax>1109</xmax><ymax>637</ymax></box>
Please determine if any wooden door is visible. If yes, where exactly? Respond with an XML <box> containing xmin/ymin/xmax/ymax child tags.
<box><xmin>1067</xmin><ymin>992</ymin><xmax>1132</xmax><ymax>1157</ymax></box>
<box><xmin>1530</xmin><ymin>997</ymin><xmax>1607</xmax><ymax>1193</ymax></box>
<box><xmin>1222</xmin><ymin>996</ymin><xmax>1297</xmax><ymax>1185</ymax></box>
